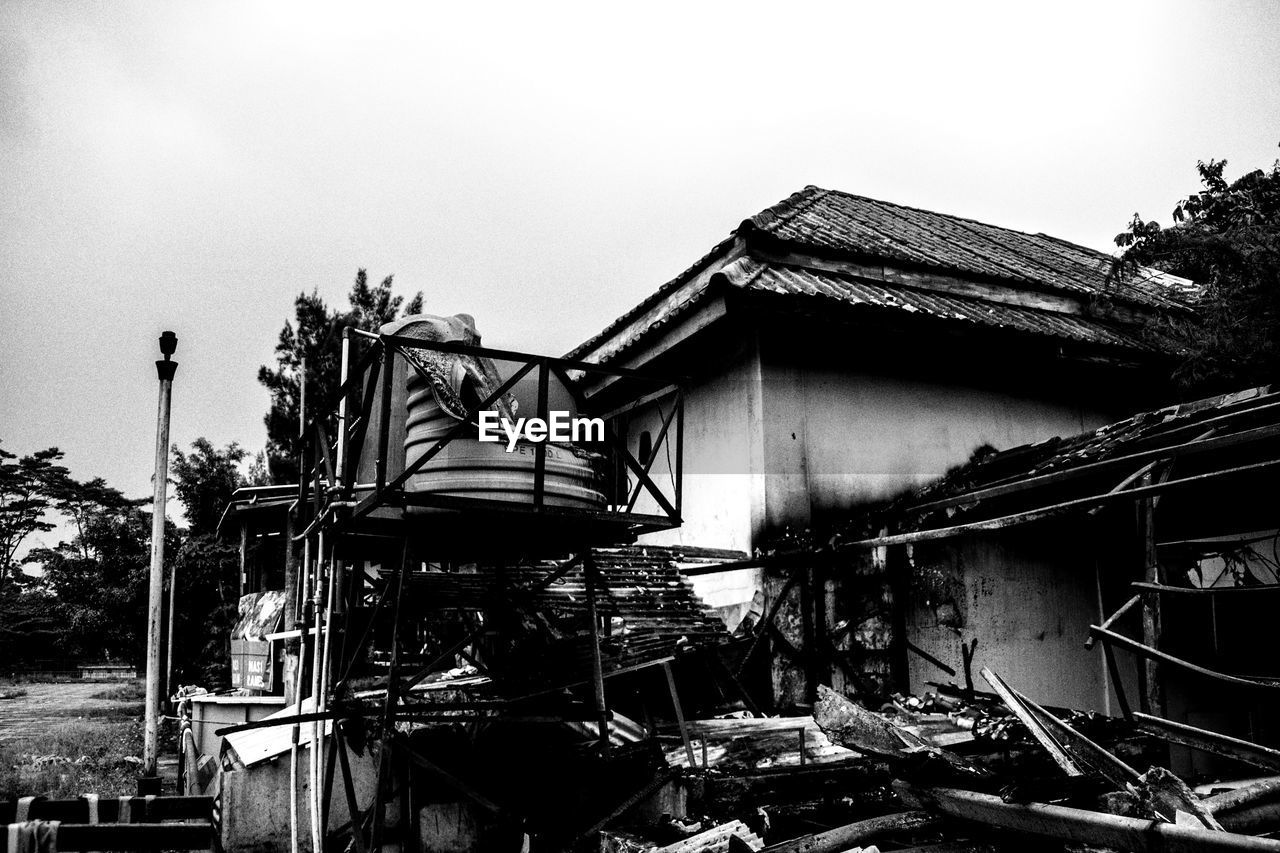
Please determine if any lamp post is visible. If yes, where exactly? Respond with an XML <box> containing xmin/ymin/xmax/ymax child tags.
<box><xmin>141</xmin><ymin>331</ymin><xmax>177</xmax><ymax>795</ymax></box>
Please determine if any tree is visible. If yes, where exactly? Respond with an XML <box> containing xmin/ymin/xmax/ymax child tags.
<box><xmin>168</xmin><ymin>438</ymin><xmax>247</xmax><ymax>686</ymax></box>
<box><xmin>258</xmin><ymin>269</ymin><xmax>422</xmax><ymax>482</ymax></box>
<box><xmin>35</xmin><ymin>490</ymin><xmax>168</xmax><ymax>664</ymax></box>
<box><xmin>1115</xmin><ymin>154</ymin><xmax>1280</xmax><ymax>394</ymax></box>
<box><xmin>0</xmin><ymin>587</ymin><xmax>64</xmax><ymax>666</ymax></box>
<box><xmin>0</xmin><ymin>443</ymin><xmax>70</xmax><ymax>591</ymax></box>
<box><xmin>170</xmin><ymin>439</ymin><xmax>248</xmax><ymax>537</ymax></box>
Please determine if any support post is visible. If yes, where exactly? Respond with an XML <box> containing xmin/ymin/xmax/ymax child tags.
<box><xmin>663</xmin><ymin>661</ymin><xmax>697</xmax><ymax>769</ymax></box>
<box><xmin>800</xmin><ymin>566</ymin><xmax>818</xmax><ymax>705</ymax></box>
<box><xmin>142</xmin><ymin>331</ymin><xmax>177</xmax><ymax>794</ymax></box>
<box><xmin>283</xmin><ymin>508</ymin><xmax>299</xmax><ymax>705</ymax></box>
<box><xmin>886</xmin><ymin>540</ymin><xmax>911</xmax><ymax>694</ymax></box>
<box><xmin>1139</xmin><ymin>477</ymin><xmax>1164</xmax><ymax>717</ymax></box>
<box><xmin>166</xmin><ymin>553</ymin><xmax>177</xmax><ymax>699</ymax></box>
<box><xmin>584</xmin><ymin>551</ymin><xmax>610</xmax><ymax>758</ymax></box>
<box><xmin>374</xmin><ymin>344</ymin><xmax>395</xmax><ymax>493</ymax></box>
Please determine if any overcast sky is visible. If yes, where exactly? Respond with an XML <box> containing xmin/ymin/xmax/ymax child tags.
<box><xmin>3</xmin><ymin>1</ymin><xmax>1279</xmax><ymax>540</ymax></box>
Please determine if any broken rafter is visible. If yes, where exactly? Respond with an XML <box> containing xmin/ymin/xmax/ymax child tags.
<box><xmin>1204</xmin><ymin>777</ymin><xmax>1280</xmax><ymax>815</ymax></box>
<box><xmin>1088</xmin><ymin>625</ymin><xmax>1280</xmax><ymax>691</ymax></box>
<box><xmin>1085</xmin><ymin>594</ymin><xmax>1141</xmax><ymax>650</ymax></box>
<box><xmin>757</xmin><ymin>810</ymin><xmax>939</xmax><ymax>853</ymax></box>
<box><xmin>896</xmin><ymin>783</ymin><xmax>1280</xmax><ymax>853</ymax></box>
<box><xmin>905</xmin><ymin>421</ymin><xmax>1280</xmax><ymax>517</ymax></box>
<box><xmin>1009</xmin><ymin>686</ymin><xmax>1141</xmax><ymax>790</ymax></box>
<box><xmin>1131</xmin><ymin>713</ymin><xmax>1280</xmax><ymax>773</ymax></box>
<box><xmin>837</xmin><ymin>455</ymin><xmax>1280</xmax><ymax>552</ymax></box>
<box><xmin>1132</xmin><ymin>581</ymin><xmax>1280</xmax><ymax>595</ymax></box>
<box><xmin>979</xmin><ymin>668</ymin><xmax>1082</xmax><ymax>777</ymax></box>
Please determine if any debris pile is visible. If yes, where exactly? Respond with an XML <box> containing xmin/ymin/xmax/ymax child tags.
<box><xmin>600</xmin><ymin>670</ymin><xmax>1280</xmax><ymax>853</ymax></box>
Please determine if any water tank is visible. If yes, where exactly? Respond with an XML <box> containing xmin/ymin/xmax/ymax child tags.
<box><xmin>403</xmin><ymin>371</ymin><xmax>608</xmax><ymax>510</ymax></box>
<box><xmin>384</xmin><ymin>312</ymin><xmax>608</xmax><ymax>512</ymax></box>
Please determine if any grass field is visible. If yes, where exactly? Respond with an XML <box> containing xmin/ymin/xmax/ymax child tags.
<box><xmin>0</xmin><ymin>718</ymin><xmax>144</xmax><ymax>799</ymax></box>
<box><xmin>0</xmin><ymin>679</ymin><xmax>168</xmax><ymax>798</ymax></box>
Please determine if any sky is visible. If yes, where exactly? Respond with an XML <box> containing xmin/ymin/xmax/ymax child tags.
<box><xmin>2</xmin><ymin>0</ymin><xmax>1279</xmax><ymax>544</ymax></box>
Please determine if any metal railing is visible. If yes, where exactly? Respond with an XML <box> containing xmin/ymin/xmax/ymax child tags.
<box><xmin>295</xmin><ymin>327</ymin><xmax>684</xmax><ymax>539</ymax></box>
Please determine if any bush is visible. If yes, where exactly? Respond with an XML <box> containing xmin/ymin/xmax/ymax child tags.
<box><xmin>91</xmin><ymin>682</ymin><xmax>146</xmax><ymax>702</ymax></box>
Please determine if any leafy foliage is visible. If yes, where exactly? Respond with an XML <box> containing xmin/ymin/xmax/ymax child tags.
<box><xmin>170</xmin><ymin>439</ymin><xmax>247</xmax><ymax>537</ymax></box>
<box><xmin>0</xmin><ymin>588</ymin><xmax>64</xmax><ymax>666</ymax></box>
<box><xmin>0</xmin><ymin>444</ymin><xmax>70</xmax><ymax>591</ymax></box>
<box><xmin>167</xmin><ymin>438</ymin><xmax>247</xmax><ymax>686</ymax></box>
<box><xmin>34</xmin><ymin>496</ymin><xmax>165</xmax><ymax>665</ymax></box>
<box><xmin>257</xmin><ymin>269</ymin><xmax>423</xmax><ymax>482</ymax></box>
<box><xmin>1115</xmin><ymin>155</ymin><xmax>1280</xmax><ymax>394</ymax></box>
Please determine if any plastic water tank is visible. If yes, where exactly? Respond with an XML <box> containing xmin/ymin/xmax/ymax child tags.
<box><xmin>403</xmin><ymin>367</ymin><xmax>608</xmax><ymax>511</ymax></box>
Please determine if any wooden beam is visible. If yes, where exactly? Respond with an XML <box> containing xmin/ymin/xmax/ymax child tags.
<box><xmin>757</xmin><ymin>810</ymin><xmax>939</xmax><ymax>853</ymax></box>
<box><xmin>980</xmin><ymin>668</ymin><xmax>1082</xmax><ymax>777</ymax></box>
<box><xmin>1010</xmin><ymin>686</ymin><xmax>1141</xmax><ymax>790</ymax></box>
<box><xmin>663</xmin><ymin>661</ymin><xmax>697</xmax><ymax>769</ymax></box>
<box><xmin>1088</xmin><ymin>626</ymin><xmax>1280</xmax><ymax>691</ymax></box>
<box><xmin>896</xmin><ymin>783</ymin><xmax>1280</xmax><ymax>852</ymax></box>
<box><xmin>585</xmin><ymin>552</ymin><xmax>611</xmax><ymax>759</ymax></box>
<box><xmin>833</xmin><ymin>456</ymin><xmax>1280</xmax><ymax>552</ymax></box>
<box><xmin>1139</xmin><ymin>476</ymin><xmax>1164</xmax><ymax>717</ymax></box>
<box><xmin>1204</xmin><ymin>777</ymin><xmax>1280</xmax><ymax>815</ymax></box>
<box><xmin>1085</xmin><ymin>595</ymin><xmax>1140</xmax><ymax>650</ymax></box>
<box><xmin>1132</xmin><ymin>581</ymin><xmax>1280</xmax><ymax>595</ymax></box>
<box><xmin>908</xmin><ymin>422</ymin><xmax>1267</xmax><ymax>516</ymax></box>
<box><xmin>1131</xmin><ymin>713</ymin><xmax>1280</xmax><ymax>773</ymax></box>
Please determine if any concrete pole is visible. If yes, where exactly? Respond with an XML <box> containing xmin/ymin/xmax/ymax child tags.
<box><xmin>142</xmin><ymin>330</ymin><xmax>178</xmax><ymax>793</ymax></box>
<box><xmin>166</xmin><ymin>554</ymin><xmax>177</xmax><ymax>696</ymax></box>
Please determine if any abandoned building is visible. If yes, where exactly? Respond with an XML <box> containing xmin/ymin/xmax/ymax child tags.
<box><xmin>156</xmin><ymin>187</ymin><xmax>1280</xmax><ymax>852</ymax></box>
<box><xmin>569</xmin><ymin>186</ymin><xmax>1199</xmax><ymax>711</ymax></box>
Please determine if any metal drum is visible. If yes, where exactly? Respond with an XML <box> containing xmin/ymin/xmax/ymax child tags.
<box><xmin>403</xmin><ymin>369</ymin><xmax>608</xmax><ymax>511</ymax></box>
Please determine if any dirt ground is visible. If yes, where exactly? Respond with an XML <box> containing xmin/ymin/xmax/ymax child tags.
<box><xmin>0</xmin><ymin>680</ymin><xmax>142</xmax><ymax>742</ymax></box>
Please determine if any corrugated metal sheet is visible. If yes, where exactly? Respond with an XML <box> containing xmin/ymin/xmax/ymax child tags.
<box><xmin>716</xmin><ymin>256</ymin><xmax>1153</xmax><ymax>350</ymax></box>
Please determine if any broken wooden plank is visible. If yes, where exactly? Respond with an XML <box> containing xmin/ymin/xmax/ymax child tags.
<box><xmin>890</xmin><ymin>840</ymin><xmax>998</xmax><ymax>845</ymax></box>
<box><xmin>1084</xmin><ymin>595</ymin><xmax>1140</xmax><ymax>650</ymax></box>
<box><xmin>1008</xmin><ymin>685</ymin><xmax>1141</xmax><ymax>790</ymax></box>
<box><xmin>1132</xmin><ymin>712</ymin><xmax>1280</xmax><ymax>773</ymax></box>
<box><xmin>1088</xmin><ymin>626</ymin><xmax>1280</xmax><ymax>691</ymax></box>
<box><xmin>1132</xmin><ymin>581</ymin><xmax>1280</xmax><ymax>595</ymax></box>
<box><xmin>757</xmin><ymin>811</ymin><xmax>939</xmax><ymax>853</ymax></box>
<box><xmin>1219</xmin><ymin>802</ymin><xmax>1280</xmax><ymax>835</ymax></box>
<box><xmin>1204</xmin><ymin>777</ymin><xmax>1280</xmax><ymax>815</ymax></box>
<box><xmin>895</xmin><ymin>782</ymin><xmax>1280</xmax><ymax>852</ymax></box>
<box><xmin>979</xmin><ymin>668</ymin><xmax>1081</xmax><ymax>777</ymax></box>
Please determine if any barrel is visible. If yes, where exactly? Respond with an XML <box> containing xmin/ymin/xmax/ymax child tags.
<box><xmin>403</xmin><ymin>369</ymin><xmax>608</xmax><ymax>511</ymax></box>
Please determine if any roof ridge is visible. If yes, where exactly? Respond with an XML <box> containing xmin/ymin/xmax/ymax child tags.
<box><xmin>743</xmin><ymin>185</ymin><xmax>828</xmax><ymax>233</ymax></box>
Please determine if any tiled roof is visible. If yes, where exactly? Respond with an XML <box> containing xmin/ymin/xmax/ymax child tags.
<box><xmin>716</xmin><ymin>257</ymin><xmax>1154</xmax><ymax>351</ymax></box>
<box><xmin>405</xmin><ymin>545</ymin><xmax>739</xmax><ymax>686</ymax></box>
<box><xmin>567</xmin><ymin>186</ymin><xmax>1198</xmax><ymax>364</ymax></box>
<box><xmin>743</xmin><ymin>187</ymin><xmax>1198</xmax><ymax>310</ymax></box>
